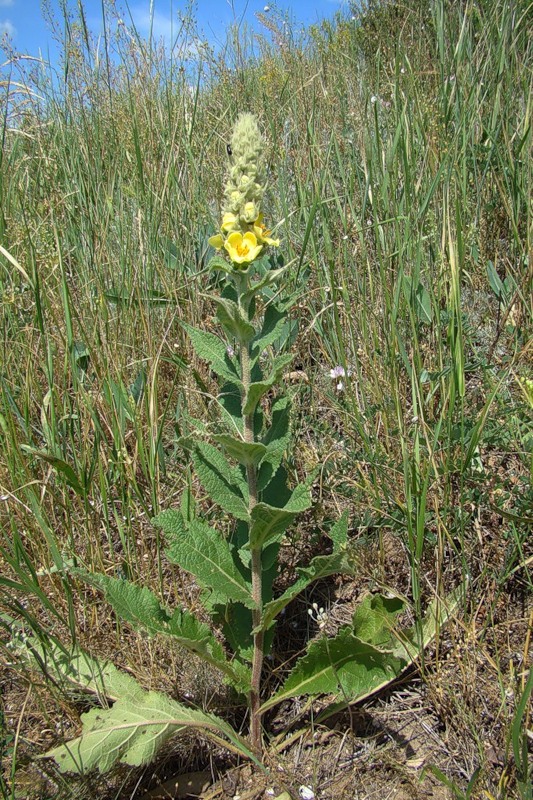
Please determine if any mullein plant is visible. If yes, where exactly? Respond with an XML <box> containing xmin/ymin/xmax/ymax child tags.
<box><xmin>43</xmin><ymin>114</ymin><xmax>458</xmax><ymax>774</ymax></box>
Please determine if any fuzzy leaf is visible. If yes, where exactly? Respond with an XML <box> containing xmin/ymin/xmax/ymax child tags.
<box><xmin>79</xmin><ymin>572</ymin><xmax>168</xmax><ymax>636</ymax></box>
<box><xmin>155</xmin><ymin>511</ymin><xmax>255</xmax><ymax>609</ymax></box>
<box><xmin>210</xmin><ymin>296</ymin><xmax>256</xmax><ymax>343</ymax></box>
<box><xmin>257</xmin><ymin>395</ymin><xmax>291</xmax><ymax>491</ymax></box>
<box><xmin>242</xmin><ymin>266</ymin><xmax>289</xmax><ymax>304</ymax></box>
<box><xmin>182</xmin><ymin>323</ymin><xmax>242</xmax><ymax>386</ymax></box>
<box><xmin>251</xmin><ymin>301</ymin><xmax>291</xmax><ymax>361</ymax></box>
<box><xmin>77</xmin><ymin>572</ymin><xmax>250</xmax><ymax>692</ymax></box>
<box><xmin>314</xmin><ymin>585</ymin><xmax>466</xmax><ymax>724</ymax></box>
<box><xmin>212</xmin><ymin>434</ymin><xmax>267</xmax><ymax>467</ymax></box>
<box><xmin>351</xmin><ymin>593</ymin><xmax>405</xmax><ymax>648</ymax></box>
<box><xmin>218</xmin><ymin>381</ymin><xmax>244</xmax><ymax>435</ymax></box>
<box><xmin>260</xmin><ymin>626</ymin><xmax>405</xmax><ymax>714</ymax></box>
<box><xmin>46</xmin><ymin>689</ymin><xmax>257</xmax><ymax>774</ymax></box>
<box><xmin>192</xmin><ymin>441</ymin><xmax>249</xmax><ymax>520</ymax></box>
<box><xmin>6</xmin><ymin>621</ymin><xmax>142</xmax><ymax>704</ymax></box>
<box><xmin>259</xmin><ymin>513</ymin><xmax>350</xmax><ymax>631</ymax></box>
<box><xmin>208</xmin><ymin>255</ymin><xmax>233</xmax><ymax>274</ymax></box>
<box><xmin>248</xmin><ymin>481</ymin><xmax>311</xmax><ymax>549</ymax></box>
<box><xmin>243</xmin><ymin>353</ymin><xmax>294</xmax><ymax>415</ymax></box>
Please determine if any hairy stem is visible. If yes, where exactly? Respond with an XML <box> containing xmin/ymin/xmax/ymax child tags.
<box><xmin>237</xmin><ymin>276</ymin><xmax>264</xmax><ymax>755</ymax></box>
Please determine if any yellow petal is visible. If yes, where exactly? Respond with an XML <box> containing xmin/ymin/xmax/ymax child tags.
<box><xmin>208</xmin><ymin>234</ymin><xmax>224</xmax><ymax>249</ymax></box>
<box><xmin>221</xmin><ymin>213</ymin><xmax>237</xmax><ymax>232</ymax></box>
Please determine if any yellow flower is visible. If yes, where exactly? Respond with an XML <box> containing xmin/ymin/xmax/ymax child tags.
<box><xmin>224</xmin><ymin>231</ymin><xmax>263</xmax><ymax>265</ymax></box>
<box><xmin>253</xmin><ymin>214</ymin><xmax>280</xmax><ymax>247</ymax></box>
<box><xmin>221</xmin><ymin>212</ymin><xmax>238</xmax><ymax>232</ymax></box>
<box><xmin>208</xmin><ymin>233</ymin><xmax>225</xmax><ymax>250</ymax></box>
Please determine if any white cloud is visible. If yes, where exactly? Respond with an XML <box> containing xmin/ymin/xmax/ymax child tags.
<box><xmin>0</xmin><ymin>19</ymin><xmax>15</xmax><ymax>37</ymax></box>
<box><xmin>130</xmin><ymin>3</ymin><xmax>176</xmax><ymax>47</ymax></box>
<box><xmin>0</xmin><ymin>0</ymin><xmax>14</xmax><ymax>8</ymax></box>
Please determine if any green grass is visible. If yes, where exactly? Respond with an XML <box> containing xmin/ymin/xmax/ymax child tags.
<box><xmin>0</xmin><ymin>1</ymin><xmax>531</xmax><ymax>798</ymax></box>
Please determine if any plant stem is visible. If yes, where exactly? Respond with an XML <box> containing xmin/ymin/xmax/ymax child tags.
<box><xmin>237</xmin><ymin>274</ymin><xmax>264</xmax><ymax>755</ymax></box>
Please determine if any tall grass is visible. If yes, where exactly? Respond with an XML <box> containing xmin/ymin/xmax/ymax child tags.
<box><xmin>0</xmin><ymin>0</ymin><xmax>531</xmax><ymax>797</ymax></box>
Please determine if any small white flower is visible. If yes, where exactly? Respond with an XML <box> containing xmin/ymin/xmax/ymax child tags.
<box><xmin>308</xmin><ymin>602</ymin><xmax>328</xmax><ymax>629</ymax></box>
<box><xmin>263</xmin><ymin>4</ymin><xmax>270</xmax><ymax>10</ymax></box>
<box><xmin>400</xmin><ymin>67</ymin><xmax>406</xmax><ymax>74</ymax></box>
<box><xmin>299</xmin><ymin>787</ymin><xmax>315</xmax><ymax>800</ymax></box>
<box><xmin>370</xmin><ymin>95</ymin><xmax>378</xmax><ymax>104</ymax></box>
<box><xmin>336</xmin><ymin>381</ymin><xmax>345</xmax><ymax>392</ymax></box>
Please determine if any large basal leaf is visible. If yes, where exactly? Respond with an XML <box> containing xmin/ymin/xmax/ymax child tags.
<box><xmin>248</xmin><ymin>481</ymin><xmax>312</xmax><ymax>549</ymax></box>
<box><xmin>352</xmin><ymin>593</ymin><xmax>405</xmax><ymax>649</ymax></box>
<box><xmin>243</xmin><ymin>353</ymin><xmax>294</xmax><ymax>416</ymax></box>
<box><xmin>390</xmin><ymin>584</ymin><xmax>465</xmax><ymax>662</ymax></box>
<box><xmin>155</xmin><ymin>510</ymin><xmax>255</xmax><ymax>610</ymax></box>
<box><xmin>182</xmin><ymin>323</ymin><xmax>242</xmax><ymax>386</ymax></box>
<box><xmin>77</xmin><ymin>571</ymin><xmax>250</xmax><ymax>692</ymax></box>
<box><xmin>259</xmin><ymin>626</ymin><xmax>405</xmax><ymax>714</ymax></box>
<box><xmin>212</xmin><ymin>434</ymin><xmax>267</xmax><ymax>467</ymax></box>
<box><xmin>262</xmin><ymin>586</ymin><xmax>465</xmax><ymax>718</ymax></box>
<box><xmin>259</xmin><ymin>513</ymin><xmax>350</xmax><ymax>631</ymax></box>
<box><xmin>6</xmin><ymin>619</ymin><xmax>143</xmax><ymax>704</ymax></box>
<box><xmin>46</xmin><ymin>688</ymin><xmax>257</xmax><ymax>774</ymax></box>
<box><xmin>192</xmin><ymin>441</ymin><xmax>249</xmax><ymax>520</ymax></box>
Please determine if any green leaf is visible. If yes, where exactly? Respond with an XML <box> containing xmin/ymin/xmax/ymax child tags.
<box><xmin>352</xmin><ymin>593</ymin><xmax>405</xmax><ymax>648</ymax></box>
<box><xmin>20</xmin><ymin>446</ymin><xmax>86</xmax><ymax>497</ymax></box>
<box><xmin>260</xmin><ymin>626</ymin><xmax>405</xmax><ymax>714</ymax></box>
<box><xmin>212</xmin><ymin>434</ymin><xmax>267</xmax><ymax>467</ymax></box>
<box><xmin>259</xmin><ymin>552</ymin><xmax>347</xmax><ymax>633</ymax></box>
<box><xmin>182</xmin><ymin>323</ymin><xmax>242</xmax><ymax>386</ymax></box>
<box><xmin>391</xmin><ymin>584</ymin><xmax>465</xmax><ymax>662</ymax></box>
<box><xmin>76</xmin><ymin>572</ymin><xmax>250</xmax><ymax>693</ymax></box>
<box><xmin>209</xmin><ymin>296</ymin><xmax>256</xmax><ymax>343</ymax></box>
<box><xmin>46</xmin><ymin>689</ymin><xmax>257</xmax><ymax>774</ymax></box>
<box><xmin>257</xmin><ymin>396</ymin><xmax>291</xmax><ymax>491</ymax></box>
<box><xmin>314</xmin><ymin>585</ymin><xmax>466</xmax><ymax>724</ymax></box>
<box><xmin>258</xmin><ymin>513</ymin><xmax>350</xmax><ymax>631</ymax></box>
<box><xmin>243</xmin><ymin>353</ymin><xmax>294</xmax><ymax>415</ymax></box>
<box><xmin>155</xmin><ymin>510</ymin><xmax>255</xmax><ymax>609</ymax></box>
<box><xmin>79</xmin><ymin>572</ymin><xmax>169</xmax><ymax>635</ymax></box>
<box><xmin>6</xmin><ymin>621</ymin><xmax>143</xmax><ymax>704</ymax></box>
<box><xmin>251</xmin><ymin>302</ymin><xmax>290</xmax><ymax>360</ymax></box>
<box><xmin>486</xmin><ymin>259</ymin><xmax>507</xmax><ymax>303</ymax></box>
<box><xmin>192</xmin><ymin>441</ymin><xmax>249</xmax><ymax>520</ymax></box>
<box><xmin>208</xmin><ymin>254</ymin><xmax>233</xmax><ymax>274</ymax></box>
<box><xmin>402</xmin><ymin>275</ymin><xmax>433</xmax><ymax>324</ymax></box>
<box><xmin>248</xmin><ymin>481</ymin><xmax>311</xmax><ymax>549</ymax></box>
<box><xmin>242</xmin><ymin>266</ymin><xmax>290</xmax><ymax>305</ymax></box>
<box><xmin>218</xmin><ymin>381</ymin><xmax>244</xmax><ymax>434</ymax></box>
<box><xmin>167</xmin><ymin>608</ymin><xmax>251</xmax><ymax>693</ymax></box>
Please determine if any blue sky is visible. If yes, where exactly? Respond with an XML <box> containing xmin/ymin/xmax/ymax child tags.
<box><xmin>1</xmin><ymin>1</ymin><xmax>350</xmax><ymax>66</ymax></box>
